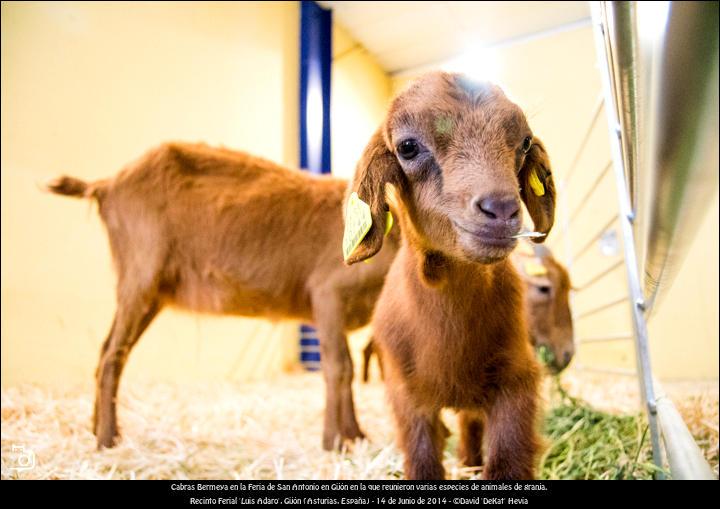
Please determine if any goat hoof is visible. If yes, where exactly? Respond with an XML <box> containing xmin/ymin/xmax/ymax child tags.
<box><xmin>95</xmin><ymin>426</ymin><xmax>120</xmax><ymax>450</ymax></box>
<box><xmin>461</xmin><ymin>454</ymin><xmax>484</xmax><ymax>468</ymax></box>
<box><xmin>343</xmin><ymin>427</ymin><xmax>366</xmax><ymax>441</ymax></box>
<box><xmin>322</xmin><ymin>432</ymin><xmax>366</xmax><ymax>452</ymax></box>
<box><xmin>458</xmin><ymin>444</ymin><xmax>484</xmax><ymax>467</ymax></box>
<box><xmin>322</xmin><ymin>434</ymin><xmax>340</xmax><ymax>451</ymax></box>
<box><xmin>96</xmin><ymin>435</ymin><xmax>120</xmax><ymax>450</ymax></box>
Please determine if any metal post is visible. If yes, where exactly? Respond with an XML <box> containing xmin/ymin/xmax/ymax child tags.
<box><xmin>654</xmin><ymin>378</ymin><xmax>716</xmax><ymax>479</ymax></box>
<box><xmin>591</xmin><ymin>1</ymin><xmax>663</xmax><ymax>476</ymax></box>
<box><xmin>639</xmin><ymin>1</ymin><xmax>719</xmax><ymax>314</ymax></box>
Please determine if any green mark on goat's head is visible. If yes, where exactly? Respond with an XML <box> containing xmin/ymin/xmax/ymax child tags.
<box><xmin>434</xmin><ymin>115</ymin><xmax>454</xmax><ymax>137</ymax></box>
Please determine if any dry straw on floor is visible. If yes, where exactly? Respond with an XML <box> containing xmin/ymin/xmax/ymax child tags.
<box><xmin>2</xmin><ymin>370</ymin><xmax>717</xmax><ymax>480</ymax></box>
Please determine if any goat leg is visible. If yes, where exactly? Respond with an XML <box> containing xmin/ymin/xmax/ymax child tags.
<box><xmin>94</xmin><ymin>297</ymin><xmax>160</xmax><ymax>449</ymax></box>
<box><xmin>483</xmin><ymin>372</ymin><xmax>540</xmax><ymax>480</ymax></box>
<box><xmin>458</xmin><ymin>410</ymin><xmax>486</xmax><ymax>467</ymax></box>
<box><xmin>314</xmin><ymin>293</ymin><xmax>364</xmax><ymax>450</ymax></box>
<box><xmin>389</xmin><ymin>388</ymin><xmax>446</xmax><ymax>480</ymax></box>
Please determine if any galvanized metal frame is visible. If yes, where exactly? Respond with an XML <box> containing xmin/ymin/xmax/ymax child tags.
<box><xmin>581</xmin><ymin>1</ymin><xmax>717</xmax><ymax>480</ymax></box>
<box><xmin>591</xmin><ymin>3</ymin><xmax>663</xmax><ymax>475</ymax></box>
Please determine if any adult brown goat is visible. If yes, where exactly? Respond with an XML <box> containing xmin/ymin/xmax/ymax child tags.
<box><xmin>343</xmin><ymin>72</ymin><xmax>557</xmax><ymax>479</ymax></box>
<box><xmin>47</xmin><ymin>143</ymin><xmax>399</xmax><ymax>451</ymax></box>
<box><xmin>361</xmin><ymin>242</ymin><xmax>575</xmax><ymax>382</ymax></box>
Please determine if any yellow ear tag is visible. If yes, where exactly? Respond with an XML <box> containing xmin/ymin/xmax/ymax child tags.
<box><xmin>363</xmin><ymin>212</ymin><xmax>394</xmax><ymax>264</ymax></box>
<box><xmin>384</xmin><ymin>211</ymin><xmax>394</xmax><ymax>236</ymax></box>
<box><xmin>528</xmin><ymin>170</ymin><xmax>545</xmax><ymax>196</ymax></box>
<box><xmin>343</xmin><ymin>192</ymin><xmax>373</xmax><ymax>261</ymax></box>
<box><xmin>524</xmin><ymin>259</ymin><xmax>548</xmax><ymax>277</ymax></box>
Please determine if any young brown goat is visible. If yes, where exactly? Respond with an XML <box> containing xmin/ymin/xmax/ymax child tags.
<box><xmin>47</xmin><ymin>143</ymin><xmax>399</xmax><ymax>451</ymax></box>
<box><xmin>512</xmin><ymin>243</ymin><xmax>574</xmax><ymax>373</ymax></box>
<box><xmin>344</xmin><ymin>72</ymin><xmax>557</xmax><ymax>479</ymax></box>
<box><xmin>361</xmin><ymin>243</ymin><xmax>575</xmax><ymax>381</ymax></box>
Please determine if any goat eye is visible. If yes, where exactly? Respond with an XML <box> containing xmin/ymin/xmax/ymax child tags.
<box><xmin>522</xmin><ymin>136</ymin><xmax>533</xmax><ymax>154</ymax></box>
<box><xmin>537</xmin><ymin>285</ymin><xmax>551</xmax><ymax>295</ymax></box>
<box><xmin>397</xmin><ymin>139</ymin><xmax>420</xmax><ymax>160</ymax></box>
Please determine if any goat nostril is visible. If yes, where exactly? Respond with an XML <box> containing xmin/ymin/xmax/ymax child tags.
<box><xmin>563</xmin><ymin>351</ymin><xmax>572</xmax><ymax>365</ymax></box>
<box><xmin>475</xmin><ymin>196</ymin><xmax>520</xmax><ymax>221</ymax></box>
<box><xmin>478</xmin><ymin>202</ymin><xmax>497</xmax><ymax>219</ymax></box>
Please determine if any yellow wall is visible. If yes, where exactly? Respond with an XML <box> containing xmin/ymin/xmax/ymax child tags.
<box><xmin>4</xmin><ymin>2</ymin><xmax>712</xmax><ymax>387</ymax></box>
<box><xmin>1</xmin><ymin>1</ymin><xmax>301</xmax><ymax>387</ymax></box>
<box><xmin>392</xmin><ymin>25</ymin><xmax>718</xmax><ymax>381</ymax></box>
<box><xmin>647</xmin><ymin>194</ymin><xmax>719</xmax><ymax>379</ymax></box>
<box><xmin>331</xmin><ymin>23</ymin><xmax>391</xmax><ymax>180</ymax></box>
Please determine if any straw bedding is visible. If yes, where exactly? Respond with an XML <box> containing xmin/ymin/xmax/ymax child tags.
<box><xmin>2</xmin><ymin>370</ymin><xmax>717</xmax><ymax>480</ymax></box>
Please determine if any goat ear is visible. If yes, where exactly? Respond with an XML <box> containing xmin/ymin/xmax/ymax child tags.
<box><xmin>519</xmin><ymin>137</ymin><xmax>556</xmax><ymax>243</ymax></box>
<box><xmin>344</xmin><ymin>129</ymin><xmax>401</xmax><ymax>264</ymax></box>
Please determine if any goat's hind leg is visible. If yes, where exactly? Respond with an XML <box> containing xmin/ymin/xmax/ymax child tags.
<box><xmin>362</xmin><ymin>337</ymin><xmax>385</xmax><ymax>383</ymax></box>
<box><xmin>92</xmin><ymin>316</ymin><xmax>116</xmax><ymax>436</ymax></box>
<box><xmin>362</xmin><ymin>339</ymin><xmax>374</xmax><ymax>383</ymax></box>
<box><xmin>94</xmin><ymin>293</ymin><xmax>160</xmax><ymax>449</ymax></box>
<box><xmin>458</xmin><ymin>410</ymin><xmax>486</xmax><ymax>467</ymax></box>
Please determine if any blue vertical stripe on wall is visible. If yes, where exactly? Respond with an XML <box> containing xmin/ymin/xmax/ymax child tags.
<box><xmin>298</xmin><ymin>1</ymin><xmax>332</xmax><ymax>371</ymax></box>
<box><xmin>299</xmin><ymin>1</ymin><xmax>332</xmax><ymax>175</ymax></box>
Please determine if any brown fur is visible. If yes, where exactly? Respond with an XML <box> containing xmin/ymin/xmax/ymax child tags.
<box><xmin>512</xmin><ymin>244</ymin><xmax>574</xmax><ymax>373</ymax></box>
<box><xmin>47</xmin><ymin>142</ymin><xmax>400</xmax><ymax>451</ymax></box>
<box><xmin>345</xmin><ymin>72</ymin><xmax>558</xmax><ymax>480</ymax></box>
<box><xmin>362</xmin><ymin>243</ymin><xmax>575</xmax><ymax>381</ymax></box>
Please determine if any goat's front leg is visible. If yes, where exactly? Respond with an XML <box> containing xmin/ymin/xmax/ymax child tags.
<box><xmin>313</xmin><ymin>293</ymin><xmax>364</xmax><ymax>450</ymax></box>
<box><xmin>389</xmin><ymin>387</ymin><xmax>446</xmax><ymax>479</ymax></box>
<box><xmin>483</xmin><ymin>369</ymin><xmax>540</xmax><ymax>480</ymax></box>
<box><xmin>458</xmin><ymin>410</ymin><xmax>486</xmax><ymax>467</ymax></box>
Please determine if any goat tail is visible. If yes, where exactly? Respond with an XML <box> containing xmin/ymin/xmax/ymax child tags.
<box><xmin>45</xmin><ymin>175</ymin><xmax>103</xmax><ymax>199</ymax></box>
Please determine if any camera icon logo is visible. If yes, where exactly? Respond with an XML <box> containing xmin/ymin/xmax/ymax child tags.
<box><xmin>9</xmin><ymin>444</ymin><xmax>36</xmax><ymax>472</ymax></box>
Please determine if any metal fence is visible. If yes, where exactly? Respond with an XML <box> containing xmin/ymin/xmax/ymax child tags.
<box><xmin>559</xmin><ymin>1</ymin><xmax>717</xmax><ymax>479</ymax></box>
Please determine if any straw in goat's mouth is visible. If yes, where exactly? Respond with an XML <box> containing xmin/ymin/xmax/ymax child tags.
<box><xmin>511</xmin><ymin>231</ymin><xmax>546</xmax><ymax>239</ymax></box>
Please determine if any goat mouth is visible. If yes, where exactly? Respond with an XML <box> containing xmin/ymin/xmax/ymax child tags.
<box><xmin>452</xmin><ymin>221</ymin><xmax>518</xmax><ymax>249</ymax></box>
<box><xmin>548</xmin><ymin>361</ymin><xmax>570</xmax><ymax>374</ymax></box>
